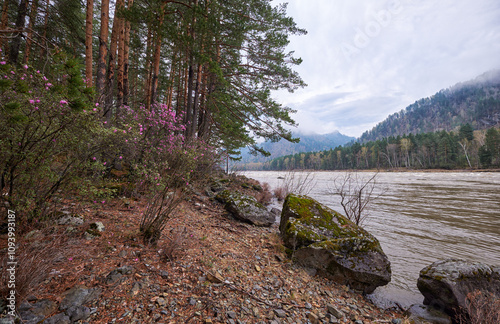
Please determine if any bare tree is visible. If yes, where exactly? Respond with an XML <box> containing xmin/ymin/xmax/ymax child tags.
<box><xmin>274</xmin><ymin>170</ymin><xmax>316</xmax><ymax>200</ymax></box>
<box><xmin>328</xmin><ymin>171</ymin><xmax>383</xmax><ymax>226</ymax></box>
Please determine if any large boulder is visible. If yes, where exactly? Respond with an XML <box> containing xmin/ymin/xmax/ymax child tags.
<box><xmin>216</xmin><ymin>190</ymin><xmax>275</xmax><ymax>226</ymax></box>
<box><xmin>417</xmin><ymin>258</ymin><xmax>500</xmax><ymax>318</ymax></box>
<box><xmin>280</xmin><ymin>194</ymin><xmax>391</xmax><ymax>294</ymax></box>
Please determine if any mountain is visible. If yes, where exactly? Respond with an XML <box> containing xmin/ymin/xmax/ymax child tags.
<box><xmin>359</xmin><ymin>70</ymin><xmax>500</xmax><ymax>143</ymax></box>
<box><xmin>239</xmin><ymin>131</ymin><xmax>355</xmax><ymax>164</ymax></box>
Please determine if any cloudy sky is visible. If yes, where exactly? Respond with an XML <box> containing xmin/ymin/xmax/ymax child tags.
<box><xmin>271</xmin><ymin>0</ymin><xmax>500</xmax><ymax>138</ymax></box>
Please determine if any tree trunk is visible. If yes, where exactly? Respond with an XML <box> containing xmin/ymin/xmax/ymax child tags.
<box><xmin>96</xmin><ymin>0</ymin><xmax>109</xmax><ymax>103</ymax></box>
<box><xmin>9</xmin><ymin>0</ymin><xmax>29</xmax><ymax>64</ymax></box>
<box><xmin>150</xmin><ymin>4</ymin><xmax>165</xmax><ymax>107</ymax></box>
<box><xmin>22</xmin><ymin>0</ymin><xmax>38</xmax><ymax>64</ymax></box>
<box><xmin>104</xmin><ymin>0</ymin><xmax>124</xmax><ymax>123</ymax></box>
<box><xmin>122</xmin><ymin>0</ymin><xmax>133</xmax><ymax>106</ymax></box>
<box><xmin>190</xmin><ymin>63</ymin><xmax>203</xmax><ymax>138</ymax></box>
<box><xmin>0</xmin><ymin>0</ymin><xmax>9</xmax><ymax>52</ymax></box>
<box><xmin>40</xmin><ymin>0</ymin><xmax>49</xmax><ymax>60</ymax></box>
<box><xmin>85</xmin><ymin>0</ymin><xmax>94</xmax><ymax>87</ymax></box>
<box><xmin>116</xmin><ymin>6</ymin><xmax>125</xmax><ymax>109</ymax></box>
<box><xmin>144</xmin><ymin>24</ymin><xmax>153</xmax><ymax>110</ymax></box>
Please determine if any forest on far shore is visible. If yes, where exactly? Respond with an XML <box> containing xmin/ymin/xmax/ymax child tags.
<box><xmin>243</xmin><ymin>124</ymin><xmax>500</xmax><ymax>171</ymax></box>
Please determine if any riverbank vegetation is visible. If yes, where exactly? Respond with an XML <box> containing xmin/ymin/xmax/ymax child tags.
<box><xmin>0</xmin><ymin>0</ymin><xmax>306</xmax><ymax>231</ymax></box>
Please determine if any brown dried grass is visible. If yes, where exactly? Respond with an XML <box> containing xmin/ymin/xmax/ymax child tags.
<box><xmin>0</xmin><ymin>230</ymin><xmax>81</xmax><ymax>307</ymax></box>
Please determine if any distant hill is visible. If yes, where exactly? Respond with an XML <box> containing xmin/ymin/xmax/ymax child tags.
<box><xmin>359</xmin><ymin>70</ymin><xmax>500</xmax><ymax>142</ymax></box>
<box><xmin>239</xmin><ymin>131</ymin><xmax>355</xmax><ymax>164</ymax></box>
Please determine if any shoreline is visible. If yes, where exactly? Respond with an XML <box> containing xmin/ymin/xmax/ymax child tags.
<box><xmin>240</xmin><ymin>168</ymin><xmax>500</xmax><ymax>173</ymax></box>
<box><xmin>0</xmin><ymin>175</ymin><xmax>407</xmax><ymax>323</ymax></box>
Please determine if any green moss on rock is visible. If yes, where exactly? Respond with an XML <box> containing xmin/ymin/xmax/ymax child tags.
<box><xmin>279</xmin><ymin>193</ymin><xmax>391</xmax><ymax>293</ymax></box>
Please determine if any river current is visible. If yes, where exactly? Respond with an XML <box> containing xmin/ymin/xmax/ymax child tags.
<box><xmin>243</xmin><ymin>171</ymin><xmax>500</xmax><ymax>308</ymax></box>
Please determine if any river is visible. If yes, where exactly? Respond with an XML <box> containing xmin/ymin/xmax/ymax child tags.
<box><xmin>243</xmin><ymin>171</ymin><xmax>500</xmax><ymax>308</ymax></box>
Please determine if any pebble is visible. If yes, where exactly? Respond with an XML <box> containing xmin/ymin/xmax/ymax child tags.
<box><xmin>273</xmin><ymin>309</ymin><xmax>286</xmax><ymax>318</ymax></box>
<box><xmin>307</xmin><ymin>312</ymin><xmax>319</xmax><ymax>324</ymax></box>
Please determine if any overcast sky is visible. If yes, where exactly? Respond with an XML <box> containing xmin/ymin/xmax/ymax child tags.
<box><xmin>271</xmin><ymin>0</ymin><xmax>500</xmax><ymax>138</ymax></box>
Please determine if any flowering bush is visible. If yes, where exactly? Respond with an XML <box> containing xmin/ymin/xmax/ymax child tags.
<box><xmin>111</xmin><ymin>103</ymin><xmax>219</xmax><ymax>244</ymax></box>
<box><xmin>0</xmin><ymin>58</ymin><xmax>101</xmax><ymax>226</ymax></box>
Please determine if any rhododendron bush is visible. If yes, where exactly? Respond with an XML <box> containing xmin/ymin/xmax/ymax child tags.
<box><xmin>113</xmin><ymin>104</ymin><xmax>219</xmax><ymax>244</ymax></box>
<box><xmin>0</xmin><ymin>59</ymin><xmax>101</xmax><ymax>225</ymax></box>
<box><xmin>1</xmin><ymin>57</ymin><xmax>219</xmax><ymax>232</ymax></box>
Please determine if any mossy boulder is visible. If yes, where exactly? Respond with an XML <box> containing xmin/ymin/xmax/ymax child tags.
<box><xmin>280</xmin><ymin>194</ymin><xmax>391</xmax><ymax>294</ymax></box>
<box><xmin>417</xmin><ymin>259</ymin><xmax>500</xmax><ymax>318</ymax></box>
<box><xmin>216</xmin><ymin>190</ymin><xmax>275</xmax><ymax>227</ymax></box>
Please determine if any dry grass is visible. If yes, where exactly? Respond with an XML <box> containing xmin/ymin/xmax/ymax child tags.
<box><xmin>0</xmin><ymin>230</ymin><xmax>81</xmax><ymax>307</ymax></box>
<box><xmin>458</xmin><ymin>290</ymin><xmax>500</xmax><ymax>324</ymax></box>
<box><xmin>160</xmin><ymin>226</ymin><xmax>194</xmax><ymax>262</ymax></box>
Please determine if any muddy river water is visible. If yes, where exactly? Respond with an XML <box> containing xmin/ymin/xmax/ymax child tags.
<box><xmin>243</xmin><ymin>171</ymin><xmax>500</xmax><ymax>308</ymax></box>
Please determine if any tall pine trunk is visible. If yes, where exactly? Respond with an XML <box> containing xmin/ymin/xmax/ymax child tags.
<box><xmin>0</xmin><ymin>0</ymin><xmax>9</xmax><ymax>52</ymax></box>
<box><xmin>9</xmin><ymin>0</ymin><xmax>28</xmax><ymax>64</ymax></box>
<box><xmin>104</xmin><ymin>0</ymin><xmax>124</xmax><ymax>123</ymax></box>
<box><xmin>150</xmin><ymin>3</ymin><xmax>165</xmax><ymax>107</ymax></box>
<box><xmin>122</xmin><ymin>0</ymin><xmax>133</xmax><ymax>106</ymax></box>
<box><xmin>116</xmin><ymin>9</ymin><xmax>125</xmax><ymax>109</ymax></box>
<box><xmin>22</xmin><ymin>0</ymin><xmax>38</xmax><ymax>64</ymax></box>
<box><xmin>144</xmin><ymin>24</ymin><xmax>153</xmax><ymax>110</ymax></box>
<box><xmin>96</xmin><ymin>0</ymin><xmax>109</xmax><ymax>103</ymax></box>
<box><xmin>85</xmin><ymin>0</ymin><xmax>94</xmax><ymax>87</ymax></box>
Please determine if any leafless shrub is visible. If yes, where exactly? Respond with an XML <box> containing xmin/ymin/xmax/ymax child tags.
<box><xmin>277</xmin><ymin>170</ymin><xmax>316</xmax><ymax>197</ymax></box>
<box><xmin>0</xmin><ymin>233</ymin><xmax>80</xmax><ymax>307</ymax></box>
<box><xmin>160</xmin><ymin>227</ymin><xmax>193</xmax><ymax>262</ymax></box>
<box><xmin>140</xmin><ymin>140</ymin><xmax>218</xmax><ymax>245</ymax></box>
<box><xmin>328</xmin><ymin>171</ymin><xmax>383</xmax><ymax>226</ymax></box>
<box><xmin>257</xmin><ymin>182</ymin><xmax>273</xmax><ymax>205</ymax></box>
<box><xmin>273</xmin><ymin>187</ymin><xmax>287</xmax><ymax>201</ymax></box>
<box><xmin>458</xmin><ymin>290</ymin><xmax>500</xmax><ymax>324</ymax></box>
<box><xmin>140</xmin><ymin>188</ymin><xmax>185</xmax><ymax>246</ymax></box>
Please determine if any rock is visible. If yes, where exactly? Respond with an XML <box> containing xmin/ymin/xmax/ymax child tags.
<box><xmin>274</xmin><ymin>309</ymin><xmax>286</xmax><ymax>318</ymax></box>
<box><xmin>18</xmin><ymin>299</ymin><xmax>57</xmax><ymax>323</ymax></box>
<box><xmin>89</xmin><ymin>221</ymin><xmax>105</xmax><ymax>232</ymax></box>
<box><xmin>417</xmin><ymin>258</ymin><xmax>500</xmax><ymax>318</ymax></box>
<box><xmin>58</xmin><ymin>214</ymin><xmax>84</xmax><ymax>226</ymax></box>
<box><xmin>159</xmin><ymin>270</ymin><xmax>169</xmax><ymax>279</ymax></box>
<box><xmin>227</xmin><ymin>311</ymin><xmax>237</xmax><ymax>319</ymax></box>
<box><xmin>216</xmin><ymin>190</ymin><xmax>275</xmax><ymax>226</ymax></box>
<box><xmin>307</xmin><ymin>312</ymin><xmax>319</xmax><ymax>324</ymax></box>
<box><xmin>59</xmin><ymin>286</ymin><xmax>102</xmax><ymax>311</ymax></box>
<box><xmin>279</xmin><ymin>194</ymin><xmax>391</xmax><ymax>294</ymax></box>
<box><xmin>156</xmin><ymin>297</ymin><xmax>167</xmax><ymax>307</ymax></box>
<box><xmin>106</xmin><ymin>265</ymin><xmax>134</xmax><ymax>284</ymax></box>
<box><xmin>270</xmin><ymin>208</ymin><xmax>281</xmax><ymax>216</ymax></box>
<box><xmin>326</xmin><ymin>304</ymin><xmax>344</xmax><ymax>319</ymax></box>
<box><xmin>48</xmin><ymin>315</ymin><xmax>67</xmax><ymax>324</ymax></box>
<box><xmin>406</xmin><ymin>304</ymin><xmax>451</xmax><ymax>324</ymax></box>
<box><xmin>66</xmin><ymin>305</ymin><xmax>91</xmax><ymax>322</ymax></box>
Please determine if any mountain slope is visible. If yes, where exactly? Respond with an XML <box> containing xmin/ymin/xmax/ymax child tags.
<box><xmin>240</xmin><ymin>131</ymin><xmax>355</xmax><ymax>163</ymax></box>
<box><xmin>359</xmin><ymin>70</ymin><xmax>500</xmax><ymax>142</ymax></box>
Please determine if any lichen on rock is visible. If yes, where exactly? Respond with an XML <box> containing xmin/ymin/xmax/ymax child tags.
<box><xmin>216</xmin><ymin>190</ymin><xmax>275</xmax><ymax>227</ymax></box>
<box><xmin>279</xmin><ymin>194</ymin><xmax>391</xmax><ymax>294</ymax></box>
<box><xmin>417</xmin><ymin>258</ymin><xmax>500</xmax><ymax>318</ymax></box>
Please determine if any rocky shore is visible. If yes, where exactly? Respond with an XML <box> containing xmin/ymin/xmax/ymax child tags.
<box><xmin>0</xmin><ymin>174</ymin><xmax>410</xmax><ymax>324</ymax></box>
